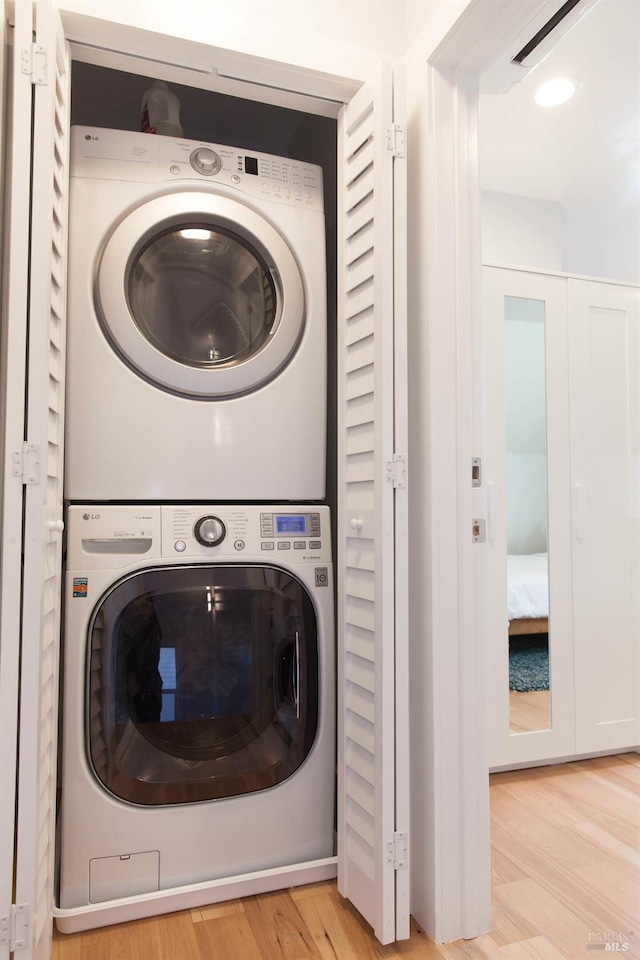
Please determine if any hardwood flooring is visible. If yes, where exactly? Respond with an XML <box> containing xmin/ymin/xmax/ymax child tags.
<box><xmin>52</xmin><ymin>752</ymin><xmax>640</xmax><ymax>960</ymax></box>
<box><xmin>509</xmin><ymin>690</ymin><xmax>551</xmax><ymax>733</ymax></box>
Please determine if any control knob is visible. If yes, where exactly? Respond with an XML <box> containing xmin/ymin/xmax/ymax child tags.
<box><xmin>189</xmin><ymin>147</ymin><xmax>222</xmax><ymax>177</ymax></box>
<box><xmin>194</xmin><ymin>516</ymin><xmax>226</xmax><ymax>547</ymax></box>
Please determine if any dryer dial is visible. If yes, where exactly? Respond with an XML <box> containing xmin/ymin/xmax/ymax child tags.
<box><xmin>189</xmin><ymin>147</ymin><xmax>222</xmax><ymax>176</ymax></box>
<box><xmin>194</xmin><ymin>516</ymin><xmax>226</xmax><ymax>546</ymax></box>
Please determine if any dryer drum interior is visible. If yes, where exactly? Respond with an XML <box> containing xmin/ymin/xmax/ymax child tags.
<box><xmin>87</xmin><ymin>564</ymin><xmax>319</xmax><ymax>806</ymax></box>
<box><xmin>127</xmin><ymin>223</ymin><xmax>277</xmax><ymax>369</ymax></box>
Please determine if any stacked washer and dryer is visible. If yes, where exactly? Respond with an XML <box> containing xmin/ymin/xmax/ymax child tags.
<box><xmin>59</xmin><ymin>126</ymin><xmax>335</xmax><ymax>910</ymax></box>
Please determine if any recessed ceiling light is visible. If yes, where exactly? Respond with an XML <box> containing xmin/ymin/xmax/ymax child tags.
<box><xmin>534</xmin><ymin>76</ymin><xmax>581</xmax><ymax>107</ymax></box>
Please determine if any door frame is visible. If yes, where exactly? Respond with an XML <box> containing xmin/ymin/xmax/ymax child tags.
<box><xmin>52</xmin><ymin>5</ymin><xmax>410</xmax><ymax>943</ymax></box>
<box><xmin>404</xmin><ymin>0</ymin><xmax>576</xmax><ymax>944</ymax></box>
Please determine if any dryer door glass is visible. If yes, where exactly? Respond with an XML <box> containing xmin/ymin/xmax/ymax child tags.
<box><xmin>128</xmin><ymin>225</ymin><xmax>277</xmax><ymax>367</ymax></box>
<box><xmin>87</xmin><ymin>565</ymin><xmax>319</xmax><ymax>805</ymax></box>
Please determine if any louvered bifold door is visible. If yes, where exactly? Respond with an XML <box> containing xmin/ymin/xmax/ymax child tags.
<box><xmin>337</xmin><ymin>62</ymin><xmax>409</xmax><ymax>946</ymax></box>
<box><xmin>0</xmin><ymin>2</ymin><xmax>36</xmax><ymax>958</ymax></box>
<box><xmin>13</xmin><ymin>2</ymin><xmax>71</xmax><ymax>958</ymax></box>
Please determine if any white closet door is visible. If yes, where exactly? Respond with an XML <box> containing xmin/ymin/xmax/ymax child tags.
<box><xmin>483</xmin><ymin>267</ymin><xmax>574</xmax><ymax>768</ymax></box>
<box><xmin>337</xmin><ymin>62</ymin><xmax>409</xmax><ymax>944</ymax></box>
<box><xmin>0</xmin><ymin>1</ymin><xmax>35</xmax><ymax>957</ymax></box>
<box><xmin>0</xmin><ymin>0</ymin><xmax>32</xmax><ymax>960</ymax></box>
<box><xmin>569</xmin><ymin>279</ymin><xmax>640</xmax><ymax>754</ymax></box>
<box><xmin>13</xmin><ymin>2</ymin><xmax>71</xmax><ymax>958</ymax></box>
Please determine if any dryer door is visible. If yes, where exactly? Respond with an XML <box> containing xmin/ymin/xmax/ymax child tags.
<box><xmin>87</xmin><ymin>564</ymin><xmax>319</xmax><ymax>805</ymax></box>
<box><xmin>96</xmin><ymin>193</ymin><xmax>305</xmax><ymax>398</ymax></box>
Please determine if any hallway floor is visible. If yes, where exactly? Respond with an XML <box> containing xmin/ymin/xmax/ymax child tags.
<box><xmin>53</xmin><ymin>753</ymin><xmax>640</xmax><ymax>960</ymax></box>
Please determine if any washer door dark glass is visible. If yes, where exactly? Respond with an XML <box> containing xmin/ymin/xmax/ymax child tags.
<box><xmin>87</xmin><ymin>565</ymin><xmax>319</xmax><ymax>806</ymax></box>
<box><xmin>96</xmin><ymin>193</ymin><xmax>305</xmax><ymax>399</ymax></box>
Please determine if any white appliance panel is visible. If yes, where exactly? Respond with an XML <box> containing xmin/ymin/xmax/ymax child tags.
<box><xmin>59</xmin><ymin>505</ymin><xmax>335</xmax><ymax>909</ymax></box>
<box><xmin>64</xmin><ymin>127</ymin><xmax>327</xmax><ymax>501</ymax></box>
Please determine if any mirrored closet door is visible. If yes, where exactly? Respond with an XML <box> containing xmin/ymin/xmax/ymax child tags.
<box><xmin>484</xmin><ymin>266</ymin><xmax>640</xmax><ymax>769</ymax></box>
<box><xmin>484</xmin><ymin>267</ymin><xmax>574</xmax><ymax>768</ymax></box>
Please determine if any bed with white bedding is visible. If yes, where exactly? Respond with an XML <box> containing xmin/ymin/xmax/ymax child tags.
<box><xmin>507</xmin><ymin>553</ymin><xmax>549</xmax><ymax>635</ymax></box>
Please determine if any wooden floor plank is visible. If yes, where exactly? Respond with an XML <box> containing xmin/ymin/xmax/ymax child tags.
<box><xmin>490</xmin><ymin>846</ymin><xmax>530</xmax><ymax>886</ymax></box>
<box><xmin>499</xmin><ymin>936</ymin><xmax>568</xmax><ymax>960</ymax></box>
<box><xmin>51</xmin><ymin>754</ymin><xmax>640</xmax><ymax>960</ymax></box>
<box><xmin>488</xmin><ymin>895</ymin><xmax>541</xmax><ymax>948</ymax></box>
<box><xmin>292</xmin><ymin>886</ymin><xmax>383</xmax><ymax>960</ymax></box>
<box><xmin>509</xmin><ymin>692</ymin><xmax>550</xmax><ymax>734</ymax></box>
<box><xmin>193</xmin><ymin>910</ymin><xmax>264</xmax><ymax>960</ymax></box>
<box><xmin>490</xmin><ymin>816</ymin><xmax>637</xmax><ymax>937</ymax></box>
<box><xmin>194</xmin><ymin>899</ymin><xmax>245</xmax><ymax>923</ymax></box>
<box><xmin>242</xmin><ymin>890</ymin><xmax>324</xmax><ymax>960</ymax></box>
<box><xmin>493</xmin><ymin>878</ymin><xmax>593</xmax><ymax>960</ymax></box>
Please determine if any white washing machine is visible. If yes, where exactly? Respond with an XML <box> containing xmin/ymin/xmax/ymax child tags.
<box><xmin>59</xmin><ymin>504</ymin><xmax>335</xmax><ymax>909</ymax></box>
<box><xmin>64</xmin><ymin>127</ymin><xmax>327</xmax><ymax>501</ymax></box>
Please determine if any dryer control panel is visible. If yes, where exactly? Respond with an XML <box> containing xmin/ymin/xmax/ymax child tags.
<box><xmin>71</xmin><ymin>126</ymin><xmax>324</xmax><ymax>212</ymax></box>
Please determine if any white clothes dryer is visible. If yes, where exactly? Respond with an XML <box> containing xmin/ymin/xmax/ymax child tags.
<box><xmin>64</xmin><ymin>127</ymin><xmax>327</xmax><ymax>501</ymax></box>
<box><xmin>59</xmin><ymin>504</ymin><xmax>334</xmax><ymax>909</ymax></box>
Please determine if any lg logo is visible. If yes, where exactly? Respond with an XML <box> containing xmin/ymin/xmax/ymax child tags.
<box><xmin>82</xmin><ymin>513</ymin><xmax>100</xmax><ymax>520</ymax></box>
<box><xmin>84</xmin><ymin>135</ymin><xmax>99</xmax><ymax>141</ymax></box>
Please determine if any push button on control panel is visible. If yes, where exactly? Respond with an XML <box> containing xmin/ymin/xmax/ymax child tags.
<box><xmin>293</xmin><ymin>541</ymin><xmax>306</xmax><ymax>550</ymax></box>
<box><xmin>261</xmin><ymin>542</ymin><xmax>275</xmax><ymax>550</ymax></box>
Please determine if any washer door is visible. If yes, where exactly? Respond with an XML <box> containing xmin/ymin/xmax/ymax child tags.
<box><xmin>87</xmin><ymin>564</ymin><xmax>319</xmax><ymax>806</ymax></box>
<box><xmin>96</xmin><ymin>193</ymin><xmax>305</xmax><ymax>398</ymax></box>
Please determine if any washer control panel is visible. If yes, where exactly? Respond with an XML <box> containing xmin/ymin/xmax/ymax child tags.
<box><xmin>71</xmin><ymin>126</ymin><xmax>324</xmax><ymax>212</ymax></box>
<box><xmin>161</xmin><ymin>505</ymin><xmax>331</xmax><ymax>561</ymax></box>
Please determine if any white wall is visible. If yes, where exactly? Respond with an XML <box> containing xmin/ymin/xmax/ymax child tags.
<box><xmin>60</xmin><ymin>0</ymin><xmax>419</xmax><ymax>81</ymax></box>
<box><xmin>481</xmin><ymin>191</ymin><xmax>562</xmax><ymax>271</ymax></box>
<box><xmin>482</xmin><ymin>189</ymin><xmax>640</xmax><ymax>284</ymax></box>
<box><xmin>562</xmin><ymin>200</ymin><xmax>640</xmax><ymax>283</ymax></box>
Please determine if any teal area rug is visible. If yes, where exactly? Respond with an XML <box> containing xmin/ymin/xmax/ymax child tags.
<box><xmin>509</xmin><ymin>636</ymin><xmax>549</xmax><ymax>692</ymax></box>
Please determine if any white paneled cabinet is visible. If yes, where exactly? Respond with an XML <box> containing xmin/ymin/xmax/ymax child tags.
<box><xmin>484</xmin><ymin>265</ymin><xmax>640</xmax><ymax>769</ymax></box>
<box><xmin>569</xmin><ymin>280</ymin><xmax>640</xmax><ymax>754</ymax></box>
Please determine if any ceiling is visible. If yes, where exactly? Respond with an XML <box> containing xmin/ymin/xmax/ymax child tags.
<box><xmin>479</xmin><ymin>0</ymin><xmax>640</xmax><ymax>208</ymax></box>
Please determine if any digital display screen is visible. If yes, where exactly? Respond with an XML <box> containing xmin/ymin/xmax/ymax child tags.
<box><xmin>245</xmin><ymin>156</ymin><xmax>259</xmax><ymax>175</ymax></box>
<box><xmin>276</xmin><ymin>515</ymin><xmax>306</xmax><ymax>534</ymax></box>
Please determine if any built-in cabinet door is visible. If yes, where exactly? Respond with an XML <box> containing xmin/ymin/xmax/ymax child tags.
<box><xmin>485</xmin><ymin>266</ymin><xmax>640</xmax><ymax>768</ymax></box>
<box><xmin>337</xmin><ymin>62</ymin><xmax>409</xmax><ymax>944</ymax></box>
<box><xmin>484</xmin><ymin>266</ymin><xmax>574</xmax><ymax>768</ymax></box>
<box><xmin>569</xmin><ymin>279</ymin><xmax>640</xmax><ymax>753</ymax></box>
<box><xmin>0</xmin><ymin>1</ymin><xmax>34</xmax><ymax>956</ymax></box>
<box><xmin>9</xmin><ymin>2</ymin><xmax>71</xmax><ymax>958</ymax></box>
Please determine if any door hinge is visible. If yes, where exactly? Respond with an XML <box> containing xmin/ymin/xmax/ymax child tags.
<box><xmin>385</xmin><ymin>453</ymin><xmax>407</xmax><ymax>488</ymax></box>
<box><xmin>385</xmin><ymin>123</ymin><xmax>406</xmax><ymax>158</ymax></box>
<box><xmin>21</xmin><ymin>43</ymin><xmax>48</xmax><ymax>85</ymax></box>
<box><xmin>0</xmin><ymin>904</ymin><xmax>31</xmax><ymax>952</ymax></box>
<box><xmin>386</xmin><ymin>832</ymin><xmax>408</xmax><ymax>870</ymax></box>
<box><xmin>12</xmin><ymin>443</ymin><xmax>41</xmax><ymax>485</ymax></box>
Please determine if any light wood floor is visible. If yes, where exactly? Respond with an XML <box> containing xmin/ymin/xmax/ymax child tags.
<box><xmin>52</xmin><ymin>752</ymin><xmax>640</xmax><ymax>960</ymax></box>
<box><xmin>509</xmin><ymin>690</ymin><xmax>551</xmax><ymax>732</ymax></box>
